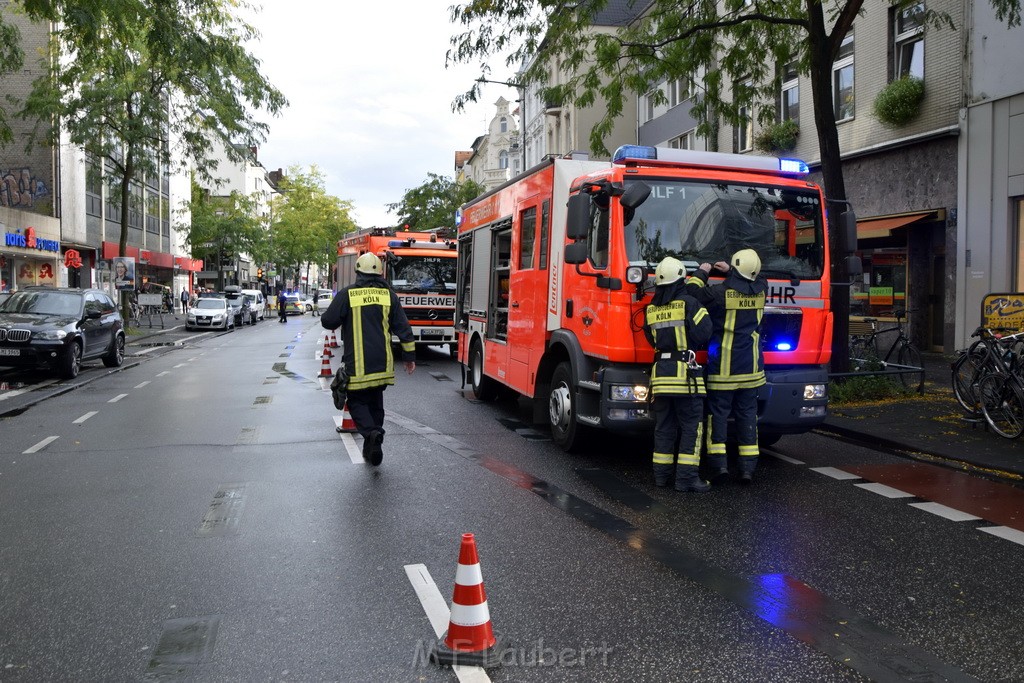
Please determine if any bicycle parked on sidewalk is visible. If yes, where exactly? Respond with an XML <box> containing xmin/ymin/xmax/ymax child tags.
<box><xmin>951</xmin><ymin>325</ymin><xmax>1024</xmax><ymax>438</ymax></box>
<box><xmin>848</xmin><ymin>308</ymin><xmax>924</xmax><ymax>391</ymax></box>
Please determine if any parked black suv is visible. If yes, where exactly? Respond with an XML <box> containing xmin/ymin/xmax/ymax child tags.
<box><xmin>0</xmin><ymin>287</ymin><xmax>126</xmax><ymax>379</ymax></box>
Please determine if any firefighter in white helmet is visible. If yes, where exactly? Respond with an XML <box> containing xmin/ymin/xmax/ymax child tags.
<box><xmin>321</xmin><ymin>252</ymin><xmax>416</xmax><ymax>466</ymax></box>
<box><xmin>643</xmin><ymin>257</ymin><xmax>713</xmax><ymax>491</ymax></box>
<box><xmin>686</xmin><ymin>248</ymin><xmax>768</xmax><ymax>484</ymax></box>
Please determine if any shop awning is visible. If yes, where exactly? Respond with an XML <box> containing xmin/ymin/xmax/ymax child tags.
<box><xmin>856</xmin><ymin>211</ymin><xmax>937</xmax><ymax>240</ymax></box>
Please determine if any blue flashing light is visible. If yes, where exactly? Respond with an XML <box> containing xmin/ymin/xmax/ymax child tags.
<box><xmin>613</xmin><ymin>145</ymin><xmax>658</xmax><ymax>163</ymax></box>
<box><xmin>778</xmin><ymin>158</ymin><xmax>810</xmax><ymax>175</ymax></box>
<box><xmin>387</xmin><ymin>240</ymin><xmax>405</xmax><ymax>247</ymax></box>
<box><xmin>455</xmin><ymin>207</ymin><xmax>463</xmax><ymax>227</ymax></box>
<box><xmin>774</xmin><ymin>341</ymin><xmax>794</xmax><ymax>352</ymax></box>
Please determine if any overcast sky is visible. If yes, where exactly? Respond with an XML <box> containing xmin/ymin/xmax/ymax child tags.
<box><xmin>244</xmin><ymin>1</ymin><xmax>518</xmax><ymax>229</ymax></box>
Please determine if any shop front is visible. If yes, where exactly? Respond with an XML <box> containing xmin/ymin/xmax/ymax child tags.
<box><xmin>1</xmin><ymin>221</ymin><xmax>61</xmax><ymax>292</ymax></box>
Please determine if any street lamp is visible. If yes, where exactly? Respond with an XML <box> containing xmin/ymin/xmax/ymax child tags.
<box><xmin>476</xmin><ymin>77</ymin><xmax>526</xmax><ymax>172</ymax></box>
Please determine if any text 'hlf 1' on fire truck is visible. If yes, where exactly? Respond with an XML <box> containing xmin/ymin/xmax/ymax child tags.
<box><xmin>455</xmin><ymin>145</ymin><xmax>858</xmax><ymax>452</ymax></box>
<box><xmin>336</xmin><ymin>228</ymin><xmax>458</xmax><ymax>355</ymax></box>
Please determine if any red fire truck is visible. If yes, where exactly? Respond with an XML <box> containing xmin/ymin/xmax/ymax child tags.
<box><xmin>455</xmin><ymin>145</ymin><xmax>853</xmax><ymax>451</ymax></box>
<box><xmin>336</xmin><ymin>228</ymin><xmax>458</xmax><ymax>354</ymax></box>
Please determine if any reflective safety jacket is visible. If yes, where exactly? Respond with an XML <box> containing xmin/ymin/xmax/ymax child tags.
<box><xmin>643</xmin><ymin>280</ymin><xmax>712</xmax><ymax>396</ymax></box>
<box><xmin>685</xmin><ymin>269</ymin><xmax>768</xmax><ymax>391</ymax></box>
<box><xmin>320</xmin><ymin>274</ymin><xmax>416</xmax><ymax>391</ymax></box>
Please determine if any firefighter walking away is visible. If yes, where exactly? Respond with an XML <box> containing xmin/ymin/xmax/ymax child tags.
<box><xmin>643</xmin><ymin>257</ymin><xmax>713</xmax><ymax>491</ymax></box>
<box><xmin>686</xmin><ymin>249</ymin><xmax>768</xmax><ymax>484</ymax></box>
<box><xmin>321</xmin><ymin>252</ymin><xmax>416</xmax><ymax>466</ymax></box>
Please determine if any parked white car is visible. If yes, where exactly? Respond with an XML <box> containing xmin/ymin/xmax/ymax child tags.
<box><xmin>316</xmin><ymin>289</ymin><xmax>334</xmax><ymax>312</ymax></box>
<box><xmin>240</xmin><ymin>288</ymin><xmax>266</xmax><ymax>321</ymax></box>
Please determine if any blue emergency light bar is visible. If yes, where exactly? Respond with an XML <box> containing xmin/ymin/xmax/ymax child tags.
<box><xmin>612</xmin><ymin>145</ymin><xmax>809</xmax><ymax>177</ymax></box>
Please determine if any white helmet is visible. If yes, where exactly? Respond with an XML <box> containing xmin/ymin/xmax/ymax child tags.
<box><xmin>355</xmin><ymin>252</ymin><xmax>383</xmax><ymax>274</ymax></box>
<box><xmin>731</xmin><ymin>248</ymin><xmax>761</xmax><ymax>281</ymax></box>
<box><xmin>654</xmin><ymin>257</ymin><xmax>686</xmax><ymax>286</ymax></box>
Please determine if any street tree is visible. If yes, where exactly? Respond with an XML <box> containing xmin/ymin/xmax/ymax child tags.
<box><xmin>269</xmin><ymin>165</ymin><xmax>357</xmax><ymax>291</ymax></box>
<box><xmin>17</xmin><ymin>0</ymin><xmax>286</xmax><ymax>319</ymax></box>
<box><xmin>447</xmin><ymin>0</ymin><xmax>1020</xmax><ymax>371</ymax></box>
<box><xmin>181</xmin><ymin>178</ymin><xmax>265</xmax><ymax>292</ymax></box>
<box><xmin>386</xmin><ymin>172</ymin><xmax>485</xmax><ymax>231</ymax></box>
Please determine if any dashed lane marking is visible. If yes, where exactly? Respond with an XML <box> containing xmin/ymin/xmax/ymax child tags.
<box><xmin>108</xmin><ymin>393</ymin><xmax>128</xmax><ymax>403</ymax></box>
<box><xmin>156</xmin><ymin>371</ymin><xmax>170</xmax><ymax>377</ymax></box>
<box><xmin>765</xmin><ymin>450</ymin><xmax>804</xmax><ymax>465</ymax></box>
<box><xmin>73</xmin><ymin>411</ymin><xmax>97</xmax><ymax>424</ymax></box>
<box><xmin>908</xmin><ymin>502</ymin><xmax>982</xmax><ymax>522</ymax></box>
<box><xmin>23</xmin><ymin>436</ymin><xmax>59</xmax><ymax>454</ymax></box>
<box><xmin>809</xmin><ymin>466</ymin><xmax>862</xmax><ymax>480</ymax></box>
<box><xmin>404</xmin><ymin>563</ymin><xmax>492</xmax><ymax>683</ymax></box>
<box><xmin>134</xmin><ymin>381</ymin><xmax>150</xmax><ymax>389</ymax></box>
<box><xmin>854</xmin><ymin>482</ymin><xmax>915</xmax><ymax>499</ymax></box>
<box><xmin>979</xmin><ymin>526</ymin><xmax>1024</xmax><ymax>546</ymax></box>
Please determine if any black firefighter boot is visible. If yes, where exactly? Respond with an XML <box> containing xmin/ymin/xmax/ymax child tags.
<box><xmin>675</xmin><ymin>466</ymin><xmax>711</xmax><ymax>493</ymax></box>
<box><xmin>738</xmin><ymin>457</ymin><xmax>758</xmax><ymax>485</ymax></box>
<box><xmin>653</xmin><ymin>464</ymin><xmax>675</xmax><ymax>488</ymax></box>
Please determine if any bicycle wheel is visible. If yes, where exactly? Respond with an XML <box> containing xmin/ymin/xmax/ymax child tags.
<box><xmin>951</xmin><ymin>342</ymin><xmax>987</xmax><ymax>413</ymax></box>
<box><xmin>978</xmin><ymin>373</ymin><xmax>1024</xmax><ymax>439</ymax></box>
<box><xmin>897</xmin><ymin>343</ymin><xmax>923</xmax><ymax>391</ymax></box>
<box><xmin>849</xmin><ymin>336</ymin><xmax>878</xmax><ymax>370</ymax></box>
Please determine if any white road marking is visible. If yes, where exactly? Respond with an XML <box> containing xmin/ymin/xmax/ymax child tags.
<box><xmin>333</xmin><ymin>421</ymin><xmax>364</xmax><ymax>465</ymax></box>
<box><xmin>404</xmin><ymin>564</ymin><xmax>492</xmax><ymax>683</ymax></box>
<box><xmin>809</xmin><ymin>466</ymin><xmax>862</xmax><ymax>480</ymax></box>
<box><xmin>73</xmin><ymin>412</ymin><xmax>98</xmax><ymax>424</ymax></box>
<box><xmin>24</xmin><ymin>436</ymin><xmax>59</xmax><ymax>454</ymax></box>
<box><xmin>979</xmin><ymin>526</ymin><xmax>1024</xmax><ymax>546</ymax></box>
<box><xmin>908</xmin><ymin>502</ymin><xmax>981</xmax><ymax>522</ymax></box>
<box><xmin>765</xmin><ymin>451</ymin><xmax>804</xmax><ymax>465</ymax></box>
<box><xmin>108</xmin><ymin>393</ymin><xmax>129</xmax><ymax>403</ymax></box>
<box><xmin>173</xmin><ymin>363</ymin><xmax>186</xmax><ymax>368</ymax></box>
<box><xmin>134</xmin><ymin>347</ymin><xmax>158</xmax><ymax>355</ymax></box>
<box><xmin>0</xmin><ymin>378</ymin><xmax>59</xmax><ymax>401</ymax></box>
<box><xmin>156</xmin><ymin>371</ymin><xmax>170</xmax><ymax>377</ymax></box>
<box><xmin>854</xmin><ymin>482</ymin><xmax>914</xmax><ymax>499</ymax></box>
<box><xmin>134</xmin><ymin>381</ymin><xmax>151</xmax><ymax>389</ymax></box>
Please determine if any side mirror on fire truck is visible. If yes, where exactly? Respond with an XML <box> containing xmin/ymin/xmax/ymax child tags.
<box><xmin>566</xmin><ymin>193</ymin><xmax>591</xmax><ymax>241</ymax></box>
<box><xmin>838</xmin><ymin>210</ymin><xmax>858</xmax><ymax>254</ymax></box>
<box><xmin>619</xmin><ymin>181</ymin><xmax>651</xmax><ymax>209</ymax></box>
<box><xmin>565</xmin><ymin>242</ymin><xmax>588</xmax><ymax>265</ymax></box>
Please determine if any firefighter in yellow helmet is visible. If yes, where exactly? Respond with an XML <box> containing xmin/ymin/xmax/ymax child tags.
<box><xmin>643</xmin><ymin>257</ymin><xmax>713</xmax><ymax>491</ymax></box>
<box><xmin>321</xmin><ymin>252</ymin><xmax>416</xmax><ymax>466</ymax></box>
<box><xmin>686</xmin><ymin>248</ymin><xmax>768</xmax><ymax>484</ymax></box>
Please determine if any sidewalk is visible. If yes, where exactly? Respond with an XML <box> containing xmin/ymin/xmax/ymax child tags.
<box><xmin>824</xmin><ymin>353</ymin><xmax>1024</xmax><ymax>481</ymax></box>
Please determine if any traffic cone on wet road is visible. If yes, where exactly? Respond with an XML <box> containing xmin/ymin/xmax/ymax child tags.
<box><xmin>321</xmin><ymin>337</ymin><xmax>332</xmax><ymax>359</ymax></box>
<box><xmin>429</xmin><ymin>533</ymin><xmax>506</xmax><ymax>667</ymax></box>
<box><xmin>335</xmin><ymin>402</ymin><xmax>358</xmax><ymax>433</ymax></box>
<box><xmin>329</xmin><ymin>330</ymin><xmax>339</xmax><ymax>348</ymax></box>
<box><xmin>318</xmin><ymin>354</ymin><xmax>333</xmax><ymax>378</ymax></box>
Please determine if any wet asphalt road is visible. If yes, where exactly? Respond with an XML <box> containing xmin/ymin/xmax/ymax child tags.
<box><xmin>1</xmin><ymin>316</ymin><xmax>1022</xmax><ymax>682</ymax></box>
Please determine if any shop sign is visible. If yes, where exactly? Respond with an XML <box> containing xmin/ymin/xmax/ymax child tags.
<box><xmin>869</xmin><ymin>286</ymin><xmax>894</xmax><ymax>306</ymax></box>
<box><xmin>982</xmin><ymin>293</ymin><xmax>1024</xmax><ymax>333</ymax></box>
<box><xmin>5</xmin><ymin>227</ymin><xmax>60</xmax><ymax>253</ymax></box>
<box><xmin>64</xmin><ymin>249</ymin><xmax>83</xmax><ymax>269</ymax></box>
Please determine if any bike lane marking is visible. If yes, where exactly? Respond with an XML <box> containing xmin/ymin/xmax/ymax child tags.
<box><xmin>72</xmin><ymin>411</ymin><xmax>98</xmax><ymax>424</ymax></box>
<box><xmin>108</xmin><ymin>393</ymin><xmax>129</xmax><ymax>403</ymax></box>
<box><xmin>23</xmin><ymin>436</ymin><xmax>59</xmax><ymax>454</ymax></box>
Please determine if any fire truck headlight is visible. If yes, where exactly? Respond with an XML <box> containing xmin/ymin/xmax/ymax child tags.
<box><xmin>625</xmin><ymin>266</ymin><xmax>645</xmax><ymax>284</ymax></box>
<box><xmin>611</xmin><ymin>384</ymin><xmax>649</xmax><ymax>401</ymax></box>
<box><xmin>803</xmin><ymin>384</ymin><xmax>827</xmax><ymax>400</ymax></box>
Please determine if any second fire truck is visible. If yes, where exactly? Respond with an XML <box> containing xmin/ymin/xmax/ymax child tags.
<box><xmin>336</xmin><ymin>227</ymin><xmax>458</xmax><ymax>354</ymax></box>
<box><xmin>455</xmin><ymin>145</ymin><xmax>858</xmax><ymax>451</ymax></box>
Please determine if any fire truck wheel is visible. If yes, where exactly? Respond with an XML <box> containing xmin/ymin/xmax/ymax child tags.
<box><xmin>548</xmin><ymin>362</ymin><xmax>583</xmax><ymax>451</ymax></box>
<box><xmin>469</xmin><ymin>341</ymin><xmax>499</xmax><ymax>401</ymax></box>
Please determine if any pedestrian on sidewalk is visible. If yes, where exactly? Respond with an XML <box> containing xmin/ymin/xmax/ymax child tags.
<box><xmin>180</xmin><ymin>287</ymin><xmax>190</xmax><ymax>314</ymax></box>
<box><xmin>643</xmin><ymin>257</ymin><xmax>713</xmax><ymax>491</ymax></box>
<box><xmin>321</xmin><ymin>253</ymin><xmax>416</xmax><ymax>466</ymax></box>
<box><xmin>277</xmin><ymin>289</ymin><xmax>287</xmax><ymax>323</ymax></box>
<box><xmin>686</xmin><ymin>249</ymin><xmax>768</xmax><ymax>484</ymax></box>
<box><xmin>312</xmin><ymin>289</ymin><xmax>320</xmax><ymax>317</ymax></box>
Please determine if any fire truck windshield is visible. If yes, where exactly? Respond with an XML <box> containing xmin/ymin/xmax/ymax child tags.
<box><xmin>388</xmin><ymin>254</ymin><xmax>457</xmax><ymax>293</ymax></box>
<box><xmin>622</xmin><ymin>178</ymin><xmax>825</xmax><ymax>279</ymax></box>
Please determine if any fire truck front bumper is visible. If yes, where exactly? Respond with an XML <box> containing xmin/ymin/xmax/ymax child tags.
<box><xmin>757</xmin><ymin>366</ymin><xmax>829</xmax><ymax>433</ymax></box>
<box><xmin>592</xmin><ymin>367</ymin><xmax>656</xmax><ymax>433</ymax></box>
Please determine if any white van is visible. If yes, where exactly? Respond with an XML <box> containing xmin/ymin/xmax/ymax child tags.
<box><xmin>241</xmin><ymin>289</ymin><xmax>266</xmax><ymax>321</ymax></box>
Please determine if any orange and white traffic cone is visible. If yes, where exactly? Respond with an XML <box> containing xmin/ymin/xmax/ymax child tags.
<box><xmin>429</xmin><ymin>533</ymin><xmax>506</xmax><ymax>667</ymax></box>
<box><xmin>321</xmin><ymin>337</ymin><xmax>332</xmax><ymax>359</ymax></box>
<box><xmin>329</xmin><ymin>330</ymin><xmax>339</xmax><ymax>348</ymax></box>
<box><xmin>335</xmin><ymin>402</ymin><xmax>358</xmax><ymax>433</ymax></box>
<box><xmin>318</xmin><ymin>354</ymin><xmax>333</xmax><ymax>378</ymax></box>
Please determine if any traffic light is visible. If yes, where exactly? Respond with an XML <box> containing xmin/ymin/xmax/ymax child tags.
<box><xmin>257</xmin><ymin>267</ymin><xmax>263</xmax><ymax>279</ymax></box>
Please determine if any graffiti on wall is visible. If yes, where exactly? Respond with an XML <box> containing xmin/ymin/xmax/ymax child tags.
<box><xmin>0</xmin><ymin>167</ymin><xmax>49</xmax><ymax>209</ymax></box>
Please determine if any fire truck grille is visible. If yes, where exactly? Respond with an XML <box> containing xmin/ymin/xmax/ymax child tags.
<box><xmin>404</xmin><ymin>308</ymin><xmax>454</xmax><ymax>323</ymax></box>
<box><xmin>0</xmin><ymin>328</ymin><xmax>31</xmax><ymax>342</ymax></box>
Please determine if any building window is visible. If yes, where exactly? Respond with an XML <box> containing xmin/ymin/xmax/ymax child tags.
<box><xmin>498</xmin><ymin>149</ymin><xmax>509</xmax><ymax>169</ymax></box>
<box><xmin>643</xmin><ymin>90</ymin><xmax>656</xmax><ymax>123</ymax></box>
<box><xmin>734</xmin><ymin>80</ymin><xmax>753</xmax><ymax>153</ymax></box>
<box><xmin>833</xmin><ymin>31</ymin><xmax>855</xmax><ymax>122</ymax></box>
<box><xmin>667</xmin><ymin>78</ymin><xmax>690</xmax><ymax>108</ymax></box>
<box><xmin>894</xmin><ymin>4</ymin><xmax>924</xmax><ymax>79</ymax></box>
<box><xmin>780</xmin><ymin>61</ymin><xmax>799</xmax><ymax>122</ymax></box>
<box><xmin>669</xmin><ymin>130</ymin><xmax>696</xmax><ymax>149</ymax></box>
<box><xmin>500</xmin><ymin>117</ymin><xmax>508</xmax><ymax>133</ymax></box>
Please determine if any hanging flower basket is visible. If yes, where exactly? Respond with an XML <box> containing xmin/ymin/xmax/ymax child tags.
<box><xmin>753</xmin><ymin>120</ymin><xmax>799</xmax><ymax>155</ymax></box>
<box><xmin>872</xmin><ymin>77</ymin><xmax>925</xmax><ymax>127</ymax></box>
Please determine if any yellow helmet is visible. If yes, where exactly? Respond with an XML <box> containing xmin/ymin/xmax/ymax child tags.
<box><xmin>654</xmin><ymin>257</ymin><xmax>686</xmax><ymax>286</ymax></box>
<box><xmin>355</xmin><ymin>252</ymin><xmax>383</xmax><ymax>274</ymax></box>
<box><xmin>731</xmin><ymin>248</ymin><xmax>761</xmax><ymax>281</ymax></box>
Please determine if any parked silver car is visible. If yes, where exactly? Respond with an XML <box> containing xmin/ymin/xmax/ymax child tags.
<box><xmin>185</xmin><ymin>297</ymin><xmax>235</xmax><ymax>331</ymax></box>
